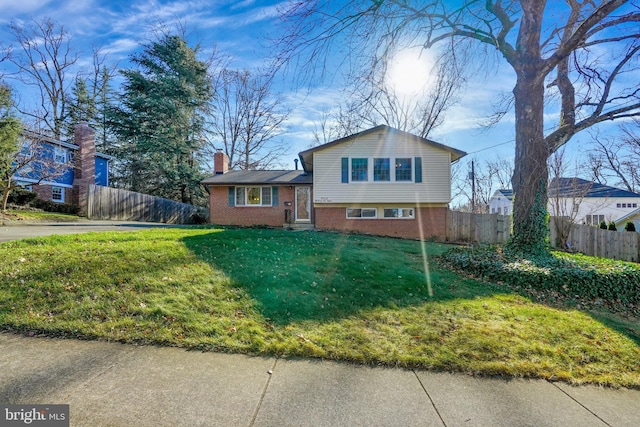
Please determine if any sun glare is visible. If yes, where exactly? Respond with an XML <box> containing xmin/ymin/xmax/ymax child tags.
<box><xmin>386</xmin><ymin>48</ymin><xmax>435</xmax><ymax>97</ymax></box>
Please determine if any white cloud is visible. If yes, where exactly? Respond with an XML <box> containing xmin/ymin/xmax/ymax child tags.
<box><xmin>0</xmin><ymin>0</ymin><xmax>53</xmax><ymax>21</ymax></box>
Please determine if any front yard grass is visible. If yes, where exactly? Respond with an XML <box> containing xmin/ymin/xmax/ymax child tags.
<box><xmin>1</xmin><ymin>227</ymin><xmax>639</xmax><ymax>388</ymax></box>
<box><xmin>2</xmin><ymin>209</ymin><xmax>80</xmax><ymax>222</ymax></box>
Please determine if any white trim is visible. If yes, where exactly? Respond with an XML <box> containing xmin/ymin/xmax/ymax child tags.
<box><xmin>348</xmin><ymin>156</ymin><xmax>414</xmax><ymax>183</ymax></box>
<box><xmin>346</xmin><ymin>207</ymin><xmax>377</xmax><ymax>219</ymax></box>
<box><xmin>234</xmin><ymin>186</ymin><xmax>272</xmax><ymax>207</ymax></box>
<box><xmin>10</xmin><ymin>176</ymin><xmax>73</xmax><ymax>188</ymax></box>
<box><xmin>382</xmin><ymin>207</ymin><xmax>415</xmax><ymax>219</ymax></box>
<box><xmin>51</xmin><ymin>186</ymin><xmax>65</xmax><ymax>203</ymax></box>
<box><xmin>295</xmin><ymin>186</ymin><xmax>311</xmax><ymax>222</ymax></box>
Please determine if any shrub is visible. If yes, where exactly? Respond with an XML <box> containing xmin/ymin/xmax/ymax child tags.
<box><xmin>438</xmin><ymin>245</ymin><xmax>640</xmax><ymax>310</ymax></box>
<box><xmin>625</xmin><ymin>221</ymin><xmax>636</xmax><ymax>232</ymax></box>
<box><xmin>608</xmin><ymin>221</ymin><xmax>617</xmax><ymax>231</ymax></box>
<box><xmin>7</xmin><ymin>188</ymin><xmax>38</xmax><ymax>206</ymax></box>
<box><xmin>190</xmin><ymin>212</ymin><xmax>209</xmax><ymax>224</ymax></box>
<box><xmin>31</xmin><ymin>198</ymin><xmax>80</xmax><ymax>215</ymax></box>
<box><xmin>599</xmin><ymin>220</ymin><xmax>608</xmax><ymax>229</ymax></box>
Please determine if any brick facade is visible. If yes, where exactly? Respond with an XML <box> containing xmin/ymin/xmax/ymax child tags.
<box><xmin>209</xmin><ymin>186</ymin><xmax>302</xmax><ymax>227</ymax></box>
<box><xmin>31</xmin><ymin>185</ymin><xmax>72</xmax><ymax>204</ymax></box>
<box><xmin>314</xmin><ymin>206</ymin><xmax>448</xmax><ymax>240</ymax></box>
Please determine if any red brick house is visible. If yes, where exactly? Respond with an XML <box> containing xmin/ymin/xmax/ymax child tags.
<box><xmin>202</xmin><ymin>125</ymin><xmax>466</xmax><ymax>239</ymax></box>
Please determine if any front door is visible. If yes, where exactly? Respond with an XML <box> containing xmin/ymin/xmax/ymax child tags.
<box><xmin>295</xmin><ymin>186</ymin><xmax>311</xmax><ymax>222</ymax></box>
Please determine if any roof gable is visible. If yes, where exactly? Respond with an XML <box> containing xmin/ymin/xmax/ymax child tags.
<box><xmin>298</xmin><ymin>125</ymin><xmax>467</xmax><ymax>172</ymax></box>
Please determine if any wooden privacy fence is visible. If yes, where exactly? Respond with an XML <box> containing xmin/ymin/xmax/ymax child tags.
<box><xmin>87</xmin><ymin>185</ymin><xmax>209</xmax><ymax>224</ymax></box>
<box><xmin>446</xmin><ymin>211</ymin><xmax>640</xmax><ymax>262</ymax></box>
<box><xmin>549</xmin><ymin>218</ymin><xmax>639</xmax><ymax>262</ymax></box>
<box><xmin>446</xmin><ymin>211</ymin><xmax>511</xmax><ymax>244</ymax></box>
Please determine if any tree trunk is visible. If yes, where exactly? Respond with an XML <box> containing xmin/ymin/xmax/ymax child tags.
<box><xmin>510</xmin><ymin>71</ymin><xmax>549</xmax><ymax>254</ymax></box>
<box><xmin>509</xmin><ymin>1</ymin><xmax>550</xmax><ymax>256</ymax></box>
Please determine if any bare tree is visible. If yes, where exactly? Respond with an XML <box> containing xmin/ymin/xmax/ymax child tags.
<box><xmin>210</xmin><ymin>67</ymin><xmax>289</xmax><ymax>170</ymax></box>
<box><xmin>6</xmin><ymin>18</ymin><xmax>79</xmax><ymax>139</ymax></box>
<box><xmin>588</xmin><ymin>120</ymin><xmax>640</xmax><ymax>192</ymax></box>
<box><xmin>351</xmin><ymin>46</ymin><xmax>467</xmax><ymax>138</ymax></box>
<box><xmin>277</xmin><ymin>1</ymin><xmax>640</xmax><ymax>255</ymax></box>
<box><xmin>1</xmin><ymin>128</ymin><xmax>71</xmax><ymax>216</ymax></box>
<box><xmin>548</xmin><ymin>148</ymin><xmax>589</xmax><ymax>249</ymax></box>
<box><xmin>452</xmin><ymin>156</ymin><xmax>514</xmax><ymax>213</ymax></box>
<box><xmin>311</xmin><ymin>102</ymin><xmax>365</xmax><ymax>147</ymax></box>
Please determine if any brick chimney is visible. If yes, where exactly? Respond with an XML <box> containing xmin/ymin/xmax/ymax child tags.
<box><xmin>72</xmin><ymin>122</ymin><xmax>96</xmax><ymax>216</ymax></box>
<box><xmin>214</xmin><ymin>149</ymin><xmax>229</xmax><ymax>174</ymax></box>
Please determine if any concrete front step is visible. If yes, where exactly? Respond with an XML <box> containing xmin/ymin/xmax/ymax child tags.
<box><xmin>284</xmin><ymin>223</ymin><xmax>315</xmax><ymax>230</ymax></box>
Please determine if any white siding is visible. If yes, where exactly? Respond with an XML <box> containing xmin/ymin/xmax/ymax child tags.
<box><xmin>493</xmin><ymin>195</ymin><xmax>640</xmax><ymax>224</ymax></box>
<box><xmin>312</xmin><ymin>132</ymin><xmax>452</xmax><ymax>204</ymax></box>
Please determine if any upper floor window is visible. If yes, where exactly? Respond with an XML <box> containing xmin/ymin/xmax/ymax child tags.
<box><xmin>342</xmin><ymin>156</ymin><xmax>421</xmax><ymax>183</ymax></box>
<box><xmin>373</xmin><ymin>158</ymin><xmax>390</xmax><ymax>181</ymax></box>
<box><xmin>351</xmin><ymin>158</ymin><xmax>368</xmax><ymax>182</ymax></box>
<box><xmin>395</xmin><ymin>158</ymin><xmax>412</xmax><ymax>181</ymax></box>
<box><xmin>54</xmin><ymin>147</ymin><xmax>67</xmax><ymax>163</ymax></box>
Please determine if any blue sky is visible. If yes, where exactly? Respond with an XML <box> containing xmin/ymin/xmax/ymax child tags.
<box><xmin>0</xmin><ymin>0</ymin><xmax>611</xmax><ymax>183</ymax></box>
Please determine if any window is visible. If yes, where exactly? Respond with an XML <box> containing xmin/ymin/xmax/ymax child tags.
<box><xmin>235</xmin><ymin>187</ymin><xmax>272</xmax><ymax>206</ymax></box>
<box><xmin>351</xmin><ymin>158</ymin><xmax>368</xmax><ymax>182</ymax></box>
<box><xmin>617</xmin><ymin>203</ymin><xmax>622</xmax><ymax>208</ymax></box>
<box><xmin>373</xmin><ymin>158</ymin><xmax>390</xmax><ymax>181</ymax></box>
<box><xmin>346</xmin><ymin>208</ymin><xmax>377</xmax><ymax>218</ymax></box>
<box><xmin>586</xmin><ymin>214</ymin><xmax>605</xmax><ymax>226</ymax></box>
<box><xmin>54</xmin><ymin>147</ymin><xmax>67</xmax><ymax>164</ymax></box>
<box><xmin>395</xmin><ymin>158</ymin><xmax>412</xmax><ymax>181</ymax></box>
<box><xmin>261</xmin><ymin>187</ymin><xmax>272</xmax><ymax>205</ymax></box>
<box><xmin>247</xmin><ymin>187</ymin><xmax>261</xmax><ymax>205</ymax></box>
<box><xmin>52</xmin><ymin>186</ymin><xmax>64</xmax><ymax>203</ymax></box>
<box><xmin>383</xmin><ymin>208</ymin><xmax>414</xmax><ymax>219</ymax></box>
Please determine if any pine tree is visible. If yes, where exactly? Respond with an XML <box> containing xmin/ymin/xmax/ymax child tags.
<box><xmin>110</xmin><ymin>35</ymin><xmax>213</xmax><ymax>204</ymax></box>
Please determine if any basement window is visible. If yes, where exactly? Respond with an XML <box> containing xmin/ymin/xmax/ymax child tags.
<box><xmin>346</xmin><ymin>208</ymin><xmax>377</xmax><ymax>219</ymax></box>
<box><xmin>383</xmin><ymin>208</ymin><xmax>414</xmax><ymax>219</ymax></box>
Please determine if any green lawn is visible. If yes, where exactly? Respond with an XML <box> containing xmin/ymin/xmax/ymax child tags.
<box><xmin>1</xmin><ymin>227</ymin><xmax>639</xmax><ymax>388</ymax></box>
<box><xmin>3</xmin><ymin>209</ymin><xmax>80</xmax><ymax>222</ymax></box>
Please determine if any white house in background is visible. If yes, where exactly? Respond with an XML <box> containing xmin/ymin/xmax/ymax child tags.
<box><xmin>488</xmin><ymin>189</ymin><xmax>513</xmax><ymax>216</ymax></box>
<box><xmin>488</xmin><ymin>178</ymin><xmax>640</xmax><ymax>229</ymax></box>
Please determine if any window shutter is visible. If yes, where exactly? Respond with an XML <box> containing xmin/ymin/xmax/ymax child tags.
<box><xmin>341</xmin><ymin>157</ymin><xmax>349</xmax><ymax>183</ymax></box>
<box><xmin>228</xmin><ymin>187</ymin><xmax>235</xmax><ymax>206</ymax></box>
<box><xmin>415</xmin><ymin>157</ymin><xmax>422</xmax><ymax>183</ymax></box>
<box><xmin>272</xmin><ymin>187</ymin><xmax>279</xmax><ymax>206</ymax></box>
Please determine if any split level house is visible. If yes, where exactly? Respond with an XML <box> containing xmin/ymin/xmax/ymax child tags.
<box><xmin>488</xmin><ymin>177</ymin><xmax>640</xmax><ymax>230</ymax></box>
<box><xmin>12</xmin><ymin>123</ymin><xmax>111</xmax><ymax>212</ymax></box>
<box><xmin>202</xmin><ymin>125</ymin><xmax>467</xmax><ymax>239</ymax></box>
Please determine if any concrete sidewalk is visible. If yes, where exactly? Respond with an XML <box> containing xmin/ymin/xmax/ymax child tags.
<box><xmin>1</xmin><ymin>333</ymin><xmax>638</xmax><ymax>426</ymax></box>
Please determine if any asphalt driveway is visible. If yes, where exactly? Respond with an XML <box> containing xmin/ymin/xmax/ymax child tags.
<box><xmin>0</xmin><ymin>220</ymin><xmax>182</xmax><ymax>242</ymax></box>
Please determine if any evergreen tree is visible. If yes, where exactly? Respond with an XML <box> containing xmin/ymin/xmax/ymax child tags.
<box><xmin>110</xmin><ymin>35</ymin><xmax>212</xmax><ymax>204</ymax></box>
<box><xmin>66</xmin><ymin>77</ymin><xmax>96</xmax><ymax>131</ymax></box>
<box><xmin>0</xmin><ymin>84</ymin><xmax>24</xmax><ymax>215</ymax></box>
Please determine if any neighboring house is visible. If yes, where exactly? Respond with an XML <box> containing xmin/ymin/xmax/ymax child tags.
<box><xmin>12</xmin><ymin>123</ymin><xmax>111</xmax><ymax>211</ymax></box>
<box><xmin>488</xmin><ymin>177</ymin><xmax>640</xmax><ymax>229</ymax></box>
<box><xmin>202</xmin><ymin>125</ymin><xmax>466</xmax><ymax>239</ymax></box>
<box><xmin>488</xmin><ymin>189</ymin><xmax>513</xmax><ymax>216</ymax></box>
